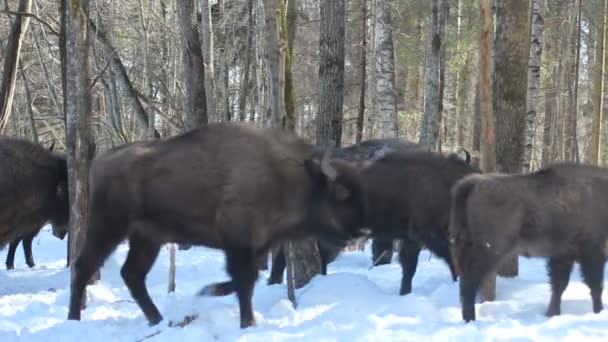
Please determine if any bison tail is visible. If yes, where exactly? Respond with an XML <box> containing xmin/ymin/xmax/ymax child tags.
<box><xmin>448</xmin><ymin>176</ymin><xmax>480</xmax><ymax>275</ymax></box>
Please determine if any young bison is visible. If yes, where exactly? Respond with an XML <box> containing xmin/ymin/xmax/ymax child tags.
<box><xmin>67</xmin><ymin>123</ymin><xmax>369</xmax><ymax>329</ymax></box>
<box><xmin>450</xmin><ymin>163</ymin><xmax>608</xmax><ymax>322</ymax></box>
<box><xmin>0</xmin><ymin>138</ymin><xmax>69</xmax><ymax>268</ymax></box>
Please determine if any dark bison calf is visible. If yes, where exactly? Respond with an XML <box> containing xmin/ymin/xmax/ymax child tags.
<box><xmin>67</xmin><ymin>123</ymin><xmax>368</xmax><ymax>329</ymax></box>
<box><xmin>363</xmin><ymin>149</ymin><xmax>479</xmax><ymax>295</ymax></box>
<box><xmin>450</xmin><ymin>163</ymin><xmax>608</xmax><ymax>322</ymax></box>
<box><xmin>0</xmin><ymin>138</ymin><xmax>69</xmax><ymax>268</ymax></box>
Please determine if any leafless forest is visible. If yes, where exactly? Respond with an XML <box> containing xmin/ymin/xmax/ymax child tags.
<box><xmin>1</xmin><ymin>0</ymin><xmax>606</xmax><ymax>295</ymax></box>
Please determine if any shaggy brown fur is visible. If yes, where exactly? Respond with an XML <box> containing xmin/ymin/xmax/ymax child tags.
<box><xmin>67</xmin><ymin>123</ymin><xmax>368</xmax><ymax>329</ymax></box>
<box><xmin>0</xmin><ymin>138</ymin><xmax>68</xmax><ymax>269</ymax></box>
<box><xmin>450</xmin><ymin>163</ymin><xmax>608</xmax><ymax>322</ymax></box>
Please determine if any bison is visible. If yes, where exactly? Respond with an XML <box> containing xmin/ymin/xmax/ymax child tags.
<box><xmin>266</xmin><ymin>138</ymin><xmax>426</xmax><ymax>284</ymax></box>
<box><xmin>67</xmin><ymin>123</ymin><xmax>369</xmax><ymax>329</ymax></box>
<box><xmin>363</xmin><ymin>149</ymin><xmax>479</xmax><ymax>295</ymax></box>
<box><xmin>269</xmin><ymin>148</ymin><xmax>478</xmax><ymax>295</ymax></box>
<box><xmin>0</xmin><ymin>138</ymin><xmax>69</xmax><ymax>269</ymax></box>
<box><xmin>449</xmin><ymin>163</ymin><xmax>608</xmax><ymax>322</ymax></box>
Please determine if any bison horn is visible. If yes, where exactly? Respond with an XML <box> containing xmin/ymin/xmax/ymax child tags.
<box><xmin>461</xmin><ymin>148</ymin><xmax>471</xmax><ymax>165</ymax></box>
<box><xmin>320</xmin><ymin>150</ymin><xmax>337</xmax><ymax>181</ymax></box>
<box><xmin>49</xmin><ymin>141</ymin><xmax>56</xmax><ymax>152</ymax></box>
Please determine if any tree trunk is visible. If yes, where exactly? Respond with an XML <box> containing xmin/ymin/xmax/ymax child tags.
<box><xmin>419</xmin><ymin>0</ymin><xmax>448</xmax><ymax>150</ymax></box>
<box><xmin>478</xmin><ymin>0</ymin><xmax>497</xmax><ymax>302</ymax></box>
<box><xmin>0</xmin><ymin>0</ymin><xmax>33</xmax><ymax>132</ymax></box>
<box><xmin>523</xmin><ymin>0</ymin><xmax>544</xmax><ymax>171</ymax></box>
<box><xmin>316</xmin><ymin>0</ymin><xmax>345</xmax><ymax>146</ymax></box>
<box><xmin>587</xmin><ymin>0</ymin><xmax>608</xmax><ymax>165</ymax></box>
<box><xmin>493</xmin><ymin>0</ymin><xmax>530</xmax><ymax>278</ymax></box>
<box><xmin>356</xmin><ymin>0</ymin><xmax>367</xmax><ymax>143</ymax></box>
<box><xmin>542</xmin><ymin>68</ymin><xmax>558</xmax><ymax>167</ymax></box>
<box><xmin>176</xmin><ymin>0</ymin><xmax>208</xmax><ymax>130</ymax></box>
<box><xmin>564</xmin><ymin>1</ymin><xmax>581</xmax><ymax>162</ymax></box>
<box><xmin>62</xmin><ymin>0</ymin><xmax>96</xmax><ymax>295</ymax></box>
<box><xmin>373</xmin><ymin>0</ymin><xmax>399</xmax><ymax>139</ymax></box>
<box><xmin>139</xmin><ymin>0</ymin><xmax>155</xmax><ymax>140</ymax></box>
<box><xmin>200</xmin><ymin>0</ymin><xmax>217</xmax><ymax>122</ymax></box>
<box><xmin>283</xmin><ymin>0</ymin><xmax>297</xmax><ymax>131</ymax></box>
<box><xmin>238</xmin><ymin>0</ymin><xmax>255</xmax><ymax>122</ymax></box>
<box><xmin>262</xmin><ymin>0</ymin><xmax>284</xmax><ymax>128</ymax></box>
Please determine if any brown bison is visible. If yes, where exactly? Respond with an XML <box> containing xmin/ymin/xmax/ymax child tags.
<box><xmin>266</xmin><ymin>138</ymin><xmax>426</xmax><ymax>284</ymax></box>
<box><xmin>0</xmin><ymin>138</ymin><xmax>69</xmax><ymax>269</ymax></box>
<box><xmin>268</xmin><ymin>148</ymin><xmax>477</xmax><ymax>294</ymax></box>
<box><xmin>450</xmin><ymin>163</ymin><xmax>608</xmax><ymax>322</ymax></box>
<box><xmin>67</xmin><ymin>123</ymin><xmax>369</xmax><ymax>328</ymax></box>
<box><xmin>361</xmin><ymin>149</ymin><xmax>479</xmax><ymax>295</ymax></box>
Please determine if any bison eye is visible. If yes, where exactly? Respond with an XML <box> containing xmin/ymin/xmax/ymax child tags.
<box><xmin>333</xmin><ymin>183</ymin><xmax>350</xmax><ymax>201</ymax></box>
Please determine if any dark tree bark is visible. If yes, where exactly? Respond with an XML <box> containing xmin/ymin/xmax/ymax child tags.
<box><xmin>0</xmin><ymin>0</ymin><xmax>33</xmax><ymax>132</ymax></box>
<box><xmin>493</xmin><ymin>0</ymin><xmax>530</xmax><ymax>278</ymax></box>
<box><xmin>478</xmin><ymin>0</ymin><xmax>497</xmax><ymax>302</ymax></box>
<box><xmin>177</xmin><ymin>0</ymin><xmax>208</xmax><ymax>130</ymax></box>
<box><xmin>62</xmin><ymin>0</ymin><xmax>96</xmax><ymax>292</ymax></box>
<box><xmin>238</xmin><ymin>0</ymin><xmax>254</xmax><ymax>122</ymax></box>
<box><xmin>316</xmin><ymin>0</ymin><xmax>345</xmax><ymax>147</ymax></box>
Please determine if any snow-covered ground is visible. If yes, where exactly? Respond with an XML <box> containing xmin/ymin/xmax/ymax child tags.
<box><xmin>1</xmin><ymin>227</ymin><xmax>608</xmax><ymax>341</ymax></box>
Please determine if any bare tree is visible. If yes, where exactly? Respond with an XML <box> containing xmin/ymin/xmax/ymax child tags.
<box><xmin>62</xmin><ymin>0</ymin><xmax>95</xmax><ymax>298</ymax></box>
<box><xmin>523</xmin><ymin>0</ymin><xmax>544</xmax><ymax>171</ymax></box>
<box><xmin>478</xmin><ymin>0</ymin><xmax>497</xmax><ymax>302</ymax></box>
<box><xmin>373</xmin><ymin>0</ymin><xmax>398</xmax><ymax>139</ymax></box>
<box><xmin>176</xmin><ymin>0</ymin><xmax>208</xmax><ymax>130</ymax></box>
<box><xmin>587</xmin><ymin>0</ymin><xmax>608</xmax><ymax>165</ymax></box>
<box><xmin>493</xmin><ymin>0</ymin><xmax>530</xmax><ymax>277</ymax></box>
<box><xmin>419</xmin><ymin>0</ymin><xmax>448</xmax><ymax>150</ymax></box>
<box><xmin>262</xmin><ymin>0</ymin><xmax>284</xmax><ymax>127</ymax></box>
<box><xmin>316</xmin><ymin>0</ymin><xmax>345</xmax><ymax>146</ymax></box>
<box><xmin>0</xmin><ymin>0</ymin><xmax>33</xmax><ymax>132</ymax></box>
<box><xmin>200</xmin><ymin>0</ymin><xmax>216</xmax><ymax>122</ymax></box>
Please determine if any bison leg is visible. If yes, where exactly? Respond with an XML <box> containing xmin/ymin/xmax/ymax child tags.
<box><xmin>398</xmin><ymin>237</ymin><xmax>421</xmax><ymax>295</ymax></box>
<box><xmin>579</xmin><ymin>250</ymin><xmax>605</xmax><ymax>314</ymax></box>
<box><xmin>22</xmin><ymin>231</ymin><xmax>37</xmax><ymax>268</ymax></box>
<box><xmin>120</xmin><ymin>233</ymin><xmax>163</xmax><ymax>325</ymax></box>
<box><xmin>268</xmin><ymin>245</ymin><xmax>286</xmax><ymax>285</ymax></box>
<box><xmin>225</xmin><ymin>248</ymin><xmax>259</xmax><ymax>328</ymax></box>
<box><xmin>459</xmin><ymin>271</ymin><xmax>484</xmax><ymax>322</ymax></box>
<box><xmin>5</xmin><ymin>238</ymin><xmax>20</xmax><ymax>270</ymax></box>
<box><xmin>68</xmin><ymin>229</ymin><xmax>125</xmax><ymax>321</ymax></box>
<box><xmin>545</xmin><ymin>257</ymin><xmax>574</xmax><ymax>317</ymax></box>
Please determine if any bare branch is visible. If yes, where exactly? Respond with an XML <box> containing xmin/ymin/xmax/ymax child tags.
<box><xmin>0</xmin><ymin>9</ymin><xmax>60</xmax><ymax>36</ymax></box>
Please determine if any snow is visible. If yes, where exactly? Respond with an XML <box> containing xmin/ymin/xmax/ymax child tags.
<box><xmin>2</xmin><ymin>227</ymin><xmax>608</xmax><ymax>341</ymax></box>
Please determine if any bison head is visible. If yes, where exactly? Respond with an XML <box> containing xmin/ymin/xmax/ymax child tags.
<box><xmin>304</xmin><ymin>151</ymin><xmax>369</xmax><ymax>244</ymax></box>
<box><xmin>50</xmin><ymin>155</ymin><xmax>69</xmax><ymax>240</ymax></box>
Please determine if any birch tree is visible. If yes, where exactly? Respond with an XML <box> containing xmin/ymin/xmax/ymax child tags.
<box><xmin>373</xmin><ymin>0</ymin><xmax>398</xmax><ymax>139</ymax></box>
